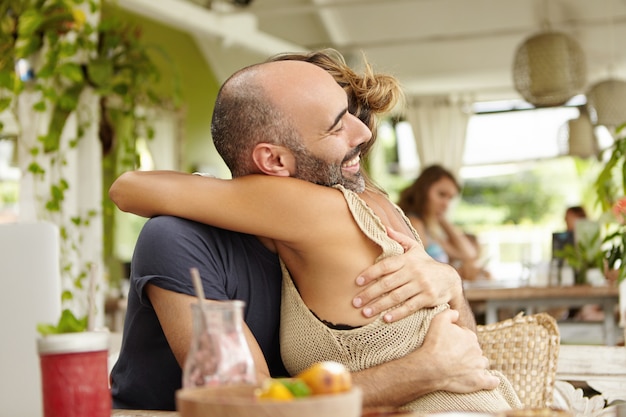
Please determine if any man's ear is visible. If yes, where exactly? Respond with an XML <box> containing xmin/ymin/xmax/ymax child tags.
<box><xmin>252</xmin><ymin>143</ymin><xmax>295</xmax><ymax>177</ymax></box>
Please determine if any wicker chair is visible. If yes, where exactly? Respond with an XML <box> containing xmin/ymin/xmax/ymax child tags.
<box><xmin>477</xmin><ymin>312</ymin><xmax>560</xmax><ymax>409</ymax></box>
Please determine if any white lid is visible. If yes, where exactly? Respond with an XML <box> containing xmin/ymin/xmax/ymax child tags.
<box><xmin>37</xmin><ymin>331</ymin><xmax>109</xmax><ymax>355</ymax></box>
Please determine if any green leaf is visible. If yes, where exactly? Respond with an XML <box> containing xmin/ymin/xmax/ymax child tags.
<box><xmin>27</xmin><ymin>161</ymin><xmax>45</xmax><ymax>176</ymax></box>
<box><xmin>14</xmin><ymin>36</ymin><xmax>43</xmax><ymax>58</ymax></box>
<box><xmin>37</xmin><ymin>309</ymin><xmax>88</xmax><ymax>335</ymax></box>
<box><xmin>0</xmin><ymin>71</ymin><xmax>13</xmax><ymax>90</ymax></box>
<box><xmin>57</xmin><ymin>62</ymin><xmax>84</xmax><ymax>83</ymax></box>
<box><xmin>41</xmin><ymin>105</ymin><xmax>72</xmax><ymax>152</ymax></box>
<box><xmin>61</xmin><ymin>290</ymin><xmax>73</xmax><ymax>302</ymax></box>
<box><xmin>86</xmin><ymin>57</ymin><xmax>113</xmax><ymax>88</ymax></box>
<box><xmin>33</xmin><ymin>100</ymin><xmax>46</xmax><ymax>112</ymax></box>
<box><xmin>17</xmin><ymin>9</ymin><xmax>44</xmax><ymax>37</ymax></box>
<box><xmin>0</xmin><ymin>97</ymin><xmax>11</xmax><ymax>113</ymax></box>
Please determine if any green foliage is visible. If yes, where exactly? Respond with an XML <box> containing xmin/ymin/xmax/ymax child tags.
<box><xmin>592</xmin><ymin>123</ymin><xmax>626</xmax><ymax>283</ymax></box>
<box><xmin>37</xmin><ymin>308</ymin><xmax>88</xmax><ymax>335</ymax></box>
<box><xmin>594</xmin><ymin>123</ymin><xmax>626</xmax><ymax>212</ymax></box>
<box><xmin>460</xmin><ymin>170</ymin><xmax>560</xmax><ymax>225</ymax></box>
<box><xmin>554</xmin><ymin>230</ymin><xmax>604</xmax><ymax>281</ymax></box>
<box><xmin>1</xmin><ymin>0</ymin><xmax>179</xmax><ymax>331</ymax></box>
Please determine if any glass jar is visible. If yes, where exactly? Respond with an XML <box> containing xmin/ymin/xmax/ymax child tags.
<box><xmin>182</xmin><ymin>300</ymin><xmax>256</xmax><ymax>388</ymax></box>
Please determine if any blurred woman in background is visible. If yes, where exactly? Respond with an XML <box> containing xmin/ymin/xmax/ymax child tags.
<box><xmin>397</xmin><ymin>165</ymin><xmax>477</xmax><ymax>267</ymax></box>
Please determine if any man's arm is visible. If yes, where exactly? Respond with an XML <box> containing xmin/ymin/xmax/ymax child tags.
<box><xmin>353</xmin><ymin>228</ymin><xmax>476</xmax><ymax>330</ymax></box>
<box><xmin>351</xmin><ymin>309</ymin><xmax>498</xmax><ymax>408</ymax></box>
<box><xmin>145</xmin><ymin>284</ymin><xmax>271</xmax><ymax>382</ymax></box>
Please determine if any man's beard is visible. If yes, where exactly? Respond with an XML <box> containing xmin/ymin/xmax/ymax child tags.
<box><xmin>290</xmin><ymin>146</ymin><xmax>365</xmax><ymax>193</ymax></box>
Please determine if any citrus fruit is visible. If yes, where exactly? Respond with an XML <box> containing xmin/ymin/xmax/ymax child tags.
<box><xmin>296</xmin><ymin>361</ymin><xmax>352</xmax><ymax>394</ymax></box>
<box><xmin>255</xmin><ymin>379</ymin><xmax>295</xmax><ymax>401</ymax></box>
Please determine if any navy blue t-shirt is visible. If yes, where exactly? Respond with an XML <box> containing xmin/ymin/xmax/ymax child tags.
<box><xmin>111</xmin><ymin>216</ymin><xmax>286</xmax><ymax>410</ymax></box>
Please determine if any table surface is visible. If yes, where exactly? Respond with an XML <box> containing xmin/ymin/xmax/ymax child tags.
<box><xmin>112</xmin><ymin>411</ymin><xmax>179</xmax><ymax>417</ymax></box>
<box><xmin>464</xmin><ymin>283</ymin><xmax>619</xmax><ymax>301</ymax></box>
<box><xmin>111</xmin><ymin>409</ymin><xmax>582</xmax><ymax>417</ymax></box>
<box><xmin>111</xmin><ymin>409</ymin><xmax>420</xmax><ymax>417</ymax></box>
<box><xmin>463</xmin><ymin>282</ymin><xmax>621</xmax><ymax>345</ymax></box>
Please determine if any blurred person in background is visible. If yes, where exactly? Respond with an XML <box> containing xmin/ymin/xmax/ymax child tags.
<box><xmin>565</xmin><ymin>205</ymin><xmax>587</xmax><ymax>233</ymax></box>
<box><xmin>455</xmin><ymin>232</ymin><xmax>492</xmax><ymax>282</ymax></box>
<box><xmin>397</xmin><ymin>164</ymin><xmax>477</xmax><ymax>267</ymax></box>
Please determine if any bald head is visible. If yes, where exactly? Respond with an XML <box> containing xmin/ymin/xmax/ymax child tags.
<box><xmin>210</xmin><ymin>61</ymin><xmax>300</xmax><ymax>177</ymax></box>
<box><xmin>211</xmin><ymin>60</ymin><xmax>349</xmax><ymax>177</ymax></box>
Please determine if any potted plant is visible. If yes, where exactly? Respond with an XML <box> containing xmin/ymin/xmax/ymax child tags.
<box><xmin>555</xmin><ymin>227</ymin><xmax>604</xmax><ymax>285</ymax></box>
<box><xmin>594</xmin><ymin>122</ymin><xmax>626</xmax><ymax>285</ymax></box>
<box><xmin>593</xmin><ymin>122</ymin><xmax>626</xmax><ymax>330</ymax></box>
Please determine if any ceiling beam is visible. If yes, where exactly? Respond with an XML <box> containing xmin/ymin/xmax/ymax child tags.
<box><xmin>111</xmin><ymin>0</ymin><xmax>306</xmax><ymax>57</ymax></box>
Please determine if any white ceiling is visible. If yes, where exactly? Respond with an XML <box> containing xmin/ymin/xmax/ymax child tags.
<box><xmin>119</xmin><ymin>0</ymin><xmax>626</xmax><ymax>103</ymax></box>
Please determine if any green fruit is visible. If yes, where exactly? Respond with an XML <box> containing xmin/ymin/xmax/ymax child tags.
<box><xmin>278</xmin><ymin>378</ymin><xmax>312</xmax><ymax>398</ymax></box>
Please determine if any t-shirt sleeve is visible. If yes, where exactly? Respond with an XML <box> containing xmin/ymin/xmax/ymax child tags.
<box><xmin>130</xmin><ymin>216</ymin><xmax>231</xmax><ymax>304</ymax></box>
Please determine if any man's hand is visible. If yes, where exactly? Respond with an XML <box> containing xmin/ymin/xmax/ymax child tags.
<box><xmin>352</xmin><ymin>309</ymin><xmax>498</xmax><ymax>407</ymax></box>
<box><xmin>418</xmin><ymin>309</ymin><xmax>499</xmax><ymax>393</ymax></box>
<box><xmin>353</xmin><ymin>228</ymin><xmax>473</xmax><ymax>328</ymax></box>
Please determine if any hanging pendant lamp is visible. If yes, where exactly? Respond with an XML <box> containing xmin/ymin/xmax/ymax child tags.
<box><xmin>559</xmin><ymin>109</ymin><xmax>597</xmax><ymax>158</ymax></box>
<box><xmin>512</xmin><ymin>31</ymin><xmax>587</xmax><ymax>107</ymax></box>
<box><xmin>586</xmin><ymin>78</ymin><xmax>626</xmax><ymax>128</ymax></box>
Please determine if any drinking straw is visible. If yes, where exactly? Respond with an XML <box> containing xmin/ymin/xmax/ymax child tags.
<box><xmin>190</xmin><ymin>267</ymin><xmax>205</xmax><ymax>303</ymax></box>
<box><xmin>87</xmin><ymin>263</ymin><xmax>97</xmax><ymax>331</ymax></box>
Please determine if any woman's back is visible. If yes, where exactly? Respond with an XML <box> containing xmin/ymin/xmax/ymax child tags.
<box><xmin>268</xmin><ymin>179</ymin><xmax>419</xmax><ymax>327</ymax></box>
<box><xmin>277</xmin><ymin>184</ymin><xmax>415</xmax><ymax>326</ymax></box>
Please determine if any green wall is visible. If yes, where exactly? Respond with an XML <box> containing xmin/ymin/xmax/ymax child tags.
<box><xmin>104</xmin><ymin>5</ymin><xmax>233</xmax><ymax>263</ymax></box>
<box><xmin>104</xmin><ymin>4</ymin><xmax>229</xmax><ymax>176</ymax></box>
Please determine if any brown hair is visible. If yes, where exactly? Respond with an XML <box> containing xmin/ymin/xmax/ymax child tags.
<box><xmin>566</xmin><ymin>206</ymin><xmax>587</xmax><ymax>219</ymax></box>
<box><xmin>397</xmin><ymin>164</ymin><xmax>460</xmax><ymax>218</ymax></box>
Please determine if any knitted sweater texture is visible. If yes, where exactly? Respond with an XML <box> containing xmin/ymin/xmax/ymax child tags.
<box><xmin>280</xmin><ymin>185</ymin><xmax>521</xmax><ymax>413</ymax></box>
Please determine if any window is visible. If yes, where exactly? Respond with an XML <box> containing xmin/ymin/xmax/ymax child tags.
<box><xmin>373</xmin><ymin>98</ymin><xmax>609</xmax><ymax>282</ymax></box>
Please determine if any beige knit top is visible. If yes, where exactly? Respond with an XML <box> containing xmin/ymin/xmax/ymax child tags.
<box><xmin>280</xmin><ymin>185</ymin><xmax>521</xmax><ymax>413</ymax></box>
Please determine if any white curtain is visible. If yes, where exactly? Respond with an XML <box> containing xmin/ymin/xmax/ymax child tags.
<box><xmin>404</xmin><ymin>95</ymin><xmax>473</xmax><ymax>177</ymax></box>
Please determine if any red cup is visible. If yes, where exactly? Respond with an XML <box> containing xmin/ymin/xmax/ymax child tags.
<box><xmin>37</xmin><ymin>332</ymin><xmax>111</xmax><ymax>417</ymax></box>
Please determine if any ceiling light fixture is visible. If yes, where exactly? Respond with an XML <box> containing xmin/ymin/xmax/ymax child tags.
<box><xmin>585</xmin><ymin>0</ymin><xmax>626</xmax><ymax>131</ymax></box>
<box><xmin>511</xmin><ymin>1</ymin><xmax>587</xmax><ymax>107</ymax></box>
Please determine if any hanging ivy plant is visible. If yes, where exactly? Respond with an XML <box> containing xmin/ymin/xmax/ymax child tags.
<box><xmin>0</xmin><ymin>0</ymin><xmax>180</xmax><ymax>316</ymax></box>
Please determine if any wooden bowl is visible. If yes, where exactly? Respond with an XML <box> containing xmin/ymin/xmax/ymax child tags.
<box><xmin>176</xmin><ymin>384</ymin><xmax>362</xmax><ymax>417</ymax></box>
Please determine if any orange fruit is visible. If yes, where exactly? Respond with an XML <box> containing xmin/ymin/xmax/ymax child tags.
<box><xmin>296</xmin><ymin>361</ymin><xmax>352</xmax><ymax>395</ymax></box>
<box><xmin>255</xmin><ymin>379</ymin><xmax>295</xmax><ymax>401</ymax></box>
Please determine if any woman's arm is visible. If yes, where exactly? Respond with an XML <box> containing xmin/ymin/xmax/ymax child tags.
<box><xmin>110</xmin><ymin>170</ymin><xmax>345</xmax><ymax>244</ymax></box>
<box><xmin>407</xmin><ymin>215</ymin><xmax>428</xmax><ymax>247</ymax></box>
<box><xmin>438</xmin><ymin>218</ymin><xmax>478</xmax><ymax>262</ymax></box>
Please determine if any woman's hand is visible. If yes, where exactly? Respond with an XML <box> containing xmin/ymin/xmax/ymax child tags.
<box><xmin>352</xmin><ymin>227</ymin><xmax>467</xmax><ymax>324</ymax></box>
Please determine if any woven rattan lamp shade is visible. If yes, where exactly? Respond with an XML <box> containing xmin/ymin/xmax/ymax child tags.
<box><xmin>513</xmin><ymin>31</ymin><xmax>587</xmax><ymax>107</ymax></box>
<box><xmin>557</xmin><ymin>111</ymin><xmax>597</xmax><ymax>158</ymax></box>
<box><xmin>586</xmin><ymin>78</ymin><xmax>626</xmax><ymax>128</ymax></box>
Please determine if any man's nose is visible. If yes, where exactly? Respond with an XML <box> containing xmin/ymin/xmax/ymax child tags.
<box><xmin>347</xmin><ymin>113</ymin><xmax>371</xmax><ymax>145</ymax></box>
